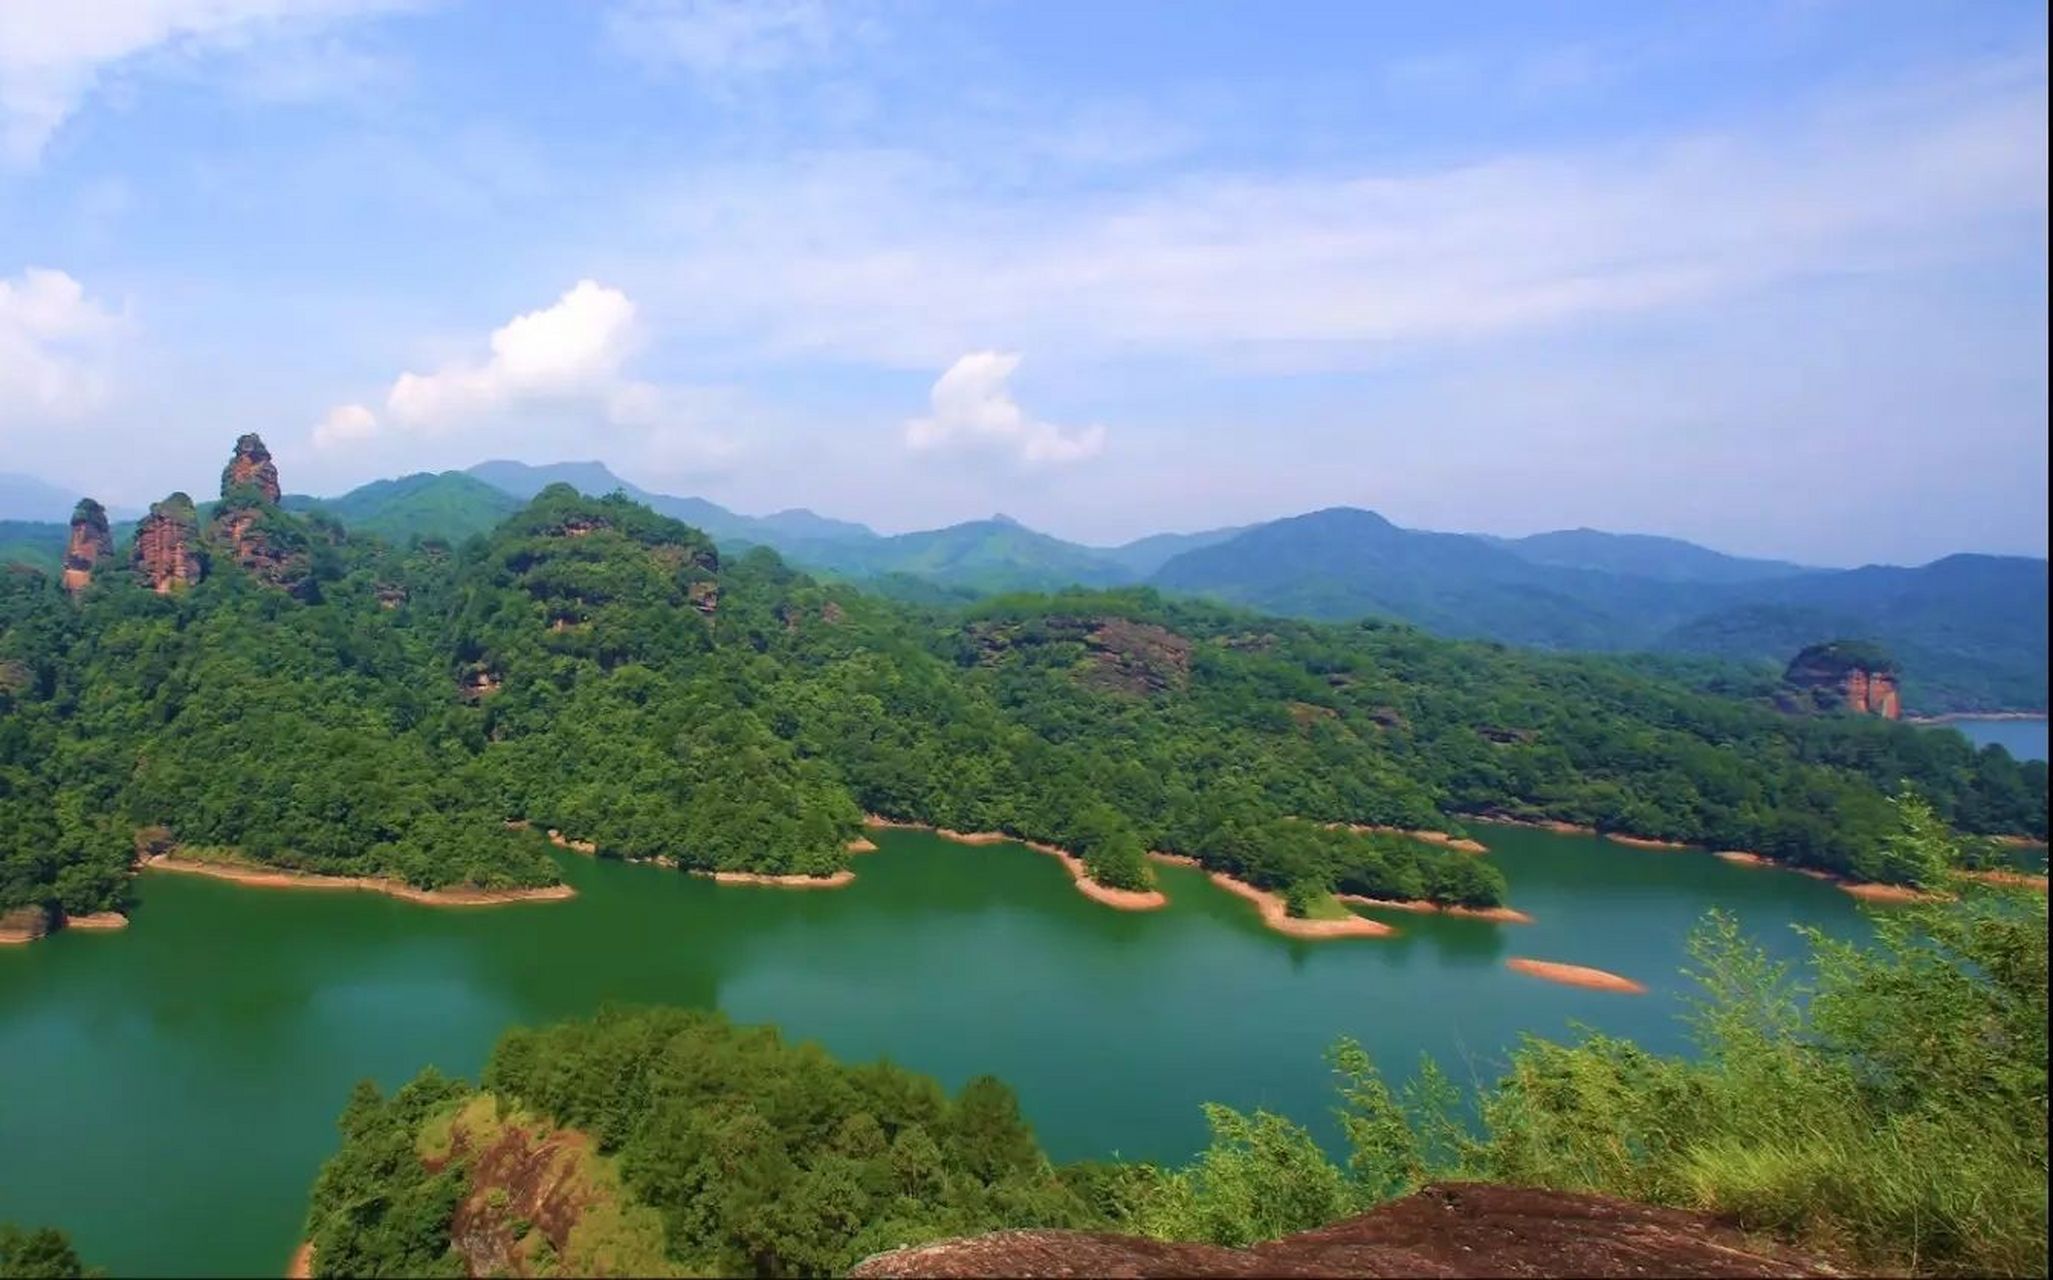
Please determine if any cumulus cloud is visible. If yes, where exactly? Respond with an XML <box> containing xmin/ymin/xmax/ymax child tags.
<box><xmin>0</xmin><ymin>267</ymin><xmax>125</xmax><ymax>423</ymax></box>
<box><xmin>0</xmin><ymin>0</ymin><xmax>416</xmax><ymax>162</ymax></box>
<box><xmin>312</xmin><ymin>280</ymin><xmax>738</xmax><ymax>473</ymax></box>
<box><xmin>383</xmin><ymin>279</ymin><xmax>639</xmax><ymax>428</ymax></box>
<box><xmin>905</xmin><ymin>352</ymin><xmax>1106</xmax><ymax>466</ymax></box>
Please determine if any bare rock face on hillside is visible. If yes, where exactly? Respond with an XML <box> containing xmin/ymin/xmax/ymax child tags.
<box><xmin>851</xmin><ymin>1183</ymin><xmax>1835</xmax><ymax>1279</ymax></box>
<box><xmin>1782</xmin><ymin>641</ymin><xmax>1901</xmax><ymax>719</ymax></box>
<box><xmin>221</xmin><ymin>432</ymin><xmax>281</xmax><ymax>504</ymax></box>
<box><xmin>132</xmin><ymin>494</ymin><xmax>204</xmax><ymax>594</ymax></box>
<box><xmin>967</xmin><ymin>615</ymin><xmax>1193</xmax><ymax>696</ymax></box>
<box><xmin>62</xmin><ymin>498</ymin><xmax>114</xmax><ymax>594</ymax></box>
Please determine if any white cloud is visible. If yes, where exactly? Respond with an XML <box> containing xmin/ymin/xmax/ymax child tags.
<box><xmin>604</xmin><ymin>0</ymin><xmax>838</xmax><ymax>81</ymax></box>
<box><xmin>0</xmin><ymin>0</ymin><xmax>417</xmax><ymax>162</ymax></box>
<box><xmin>311</xmin><ymin>401</ymin><xmax>377</xmax><ymax>449</ymax></box>
<box><xmin>384</xmin><ymin>279</ymin><xmax>639</xmax><ymax>428</ymax></box>
<box><xmin>313</xmin><ymin>280</ymin><xmax>740</xmax><ymax>474</ymax></box>
<box><xmin>0</xmin><ymin>267</ymin><xmax>125</xmax><ymax>423</ymax></box>
<box><xmin>631</xmin><ymin>57</ymin><xmax>2047</xmax><ymax>370</ymax></box>
<box><xmin>905</xmin><ymin>352</ymin><xmax>1106</xmax><ymax>466</ymax></box>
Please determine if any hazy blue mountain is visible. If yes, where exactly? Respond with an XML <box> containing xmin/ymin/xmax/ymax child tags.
<box><xmin>1095</xmin><ymin>525</ymin><xmax>1248</xmax><ymax>575</ymax></box>
<box><xmin>800</xmin><ymin>515</ymin><xmax>1136</xmax><ymax>594</ymax></box>
<box><xmin>0</xmin><ymin>519</ymin><xmax>67</xmax><ymax>572</ymax></box>
<box><xmin>466</xmin><ymin>460</ymin><xmax>803</xmax><ymax>546</ymax></box>
<box><xmin>1491</xmin><ymin>527</ymin><xmax>1811</xmax><ymax>584</ymax></box>
<box><xmin>750</xmin><ymin>508</ymin><xmax>879</xmax><ymax>544</ymax></box>
<box><xmin>1150</xmin><ymin>511</ymin><xmax>2047</xmax><ymax>712</ymax></box>
<box><xmin>0</xmin><ymin>473</ymin><xmax>89</xmax><ymax>522</ymax></box>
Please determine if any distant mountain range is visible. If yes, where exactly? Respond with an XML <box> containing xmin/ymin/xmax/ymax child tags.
<box><xmin>3</xmin><ymin>458</ymin><xmax>2043</xmax><ymax>713</ymax></box>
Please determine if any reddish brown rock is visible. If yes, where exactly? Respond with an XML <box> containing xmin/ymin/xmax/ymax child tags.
<box><xmin>968</xmin><ymin>615</ymin><xmax>1192</xmax><ymax>695</ymax></box>
<box><xmin>221</xmin><ymin>432</ymin><xmax>281</xmax><ymax>503</ymax></box>
<box><xmin>131</xmin><ymin>493</ymin><xmax>204</xmax><ymax>594</ymax></box>
<box><xmin>61</xmin><ymin>498</ymin><xmax>113</xmax><ymax>594</ymax></box>
<box><xmin>1782</xmin><ymin>642</ymin><xmax>1900</xmax><ymax>720</ymax></box>
<box><xmin>851</xmin><ymin>1183</ymin><xmax>1834</xmax><ymax>1279</ymax></box>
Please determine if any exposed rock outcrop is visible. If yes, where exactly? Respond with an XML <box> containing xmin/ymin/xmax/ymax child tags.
<box><xmin>211</xmin><ymin>501</ymin><xmax>313</xmax><ymax>594</ymax></box>
<box><xmin>131</xmin><ymin>493</ymin><xmax>204</xmax><ymax>594</ymax></box>
<box><xmin>969</xmin><ymin>615</ymin><xmax>1193</xmax><ymax>695</ymax></box>
<box><xmin>0</xmin><ymin>903</ymin><xmax>54</xmax><ymax>946</ymax></box>
<box><xmin>851</xmin><ymin>1183</ymin><xmax>1834</xmax><ymax>1278</ymax></box>
<box><xmin>1782</xmin><ymin>641</ymin><xmax>1901</xmax><ymax>719</ymax></box>
<box><xmin>61</xmin><ymin>498</ymin><xmax>113</xmax><ymax>594</ymax></box>
<box><xmin>221</xmin><ymin>432</ymin><xmax>281</xmax><ymax>503</ymax></box>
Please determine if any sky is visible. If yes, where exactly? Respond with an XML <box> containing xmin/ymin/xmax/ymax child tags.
<box><xmin>0</xmin><ymin>0</ymin><xmax>2046</xmax><ymax>565</ymax></box>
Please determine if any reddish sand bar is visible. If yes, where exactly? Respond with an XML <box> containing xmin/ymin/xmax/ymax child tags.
<box><xmin>1339</xmin><ymin>894</ymin><xmax>1531</xmax><ymax>923</ymax></box>
<box><xmin>692</xmin><ymin>869</ymin><xmax>855</xmax><ymax>889</ymax></box>
<box><xmin>1606</xmin><ymin>834</ymin><xmax>1691</xmax><ymax>850</ymax></box>
<box><xmin>1959</xmin><ymin>868</ymin><xmax>2049</xmax><ymax>892</ymax></box>
<box><xmin>1208</xmin><ymin>873</ymin><xmax>1395</xmax><ymax>939</ymax></box>
<box><xmin>1507</xmin><ymin>957</ymin><xmax>1646</xmax><ymax>994</ymax></box>
<box><xmin>62</xmin><ymin>911</ymin><xmax>129</xmax><ymax>931</ymax></box>
<box><xmin>143</xmin><ymin>855</ymin><xmax>575</xmax><ymax>906</ymax></box>
<box><xmin>865</xmin><ymin>818</ymin><xmax>1167</xmax><ymax>910</ymax></box>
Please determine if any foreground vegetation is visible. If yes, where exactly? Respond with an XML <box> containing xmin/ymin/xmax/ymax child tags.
<box><xmin>303</xmin><ymin>804</ymin><xmax>2045</xmax><ymax>1277</ymax></box>
<box><xmin>3</xmin><ymin>445</ymin><xmax>2045</xmax><ymax>929</ymax></box>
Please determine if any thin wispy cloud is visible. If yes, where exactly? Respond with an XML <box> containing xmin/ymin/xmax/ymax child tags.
<box><xmin>0</xmin><ymin>0</ymin><xmax>420</xmax><ymax>163</ymax></box>
<box><xmin>633</xmin><ymin>58</ymin><xmax>2045</xmax><ymax>370</ymax></box>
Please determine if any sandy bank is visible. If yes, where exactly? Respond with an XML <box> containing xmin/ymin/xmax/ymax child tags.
<box><xmin>62</xmin><ymin>911</ymin><xmax>129</xmax><ymax>930</ymax></box>
<box><xmin>1146</xmin><ymin>851</ymin><xmax>1203</xmax><ymax>868</ymax></box>
<box><xmin>545</xmin><ymin>829</ymin><xmax>597</xmax><ymax>854</ymax></box>
<box><xmin>1507</xmin><ymin>957</ymin><xmax>1646</xmax><ymax>994</ymax></box>
<box><xmin>1017</xmin><ymin>840</ymin><xmax>1168</xmax><ymax>911</ymax></box>
<box><xmin>1338</xmin><ymin>894</ymin><xmax>1531</xmax><ymax>923</ymax></box>
<box><xmin>1605</xmin><ymin>834</ymin><xmax>1691</xmax><ymax>851</ymax></box>
<box><xmin>286</xmin><ymin>1241</ymin><xmax>313</xmax><ymax>1280</ymax></box>
<box><xmin>1958</xmin><ymin>868</ymin><xmax>2050</xmax><ymax>892</ymax></box>
<box><xmin>1206</xmin><ymin>873</ymin><xmax>1395</xmax><ymax>939</ymax></box>
<box><xmin>1467</xmin><ymin>815</ymin><xmax>1600</xmax><ymax>837</ymax></box>
<box><xmin>1323</xmin><ymin>821</ymin><xmax>1488</xmax><ymax>853</ymax></box>
<box><xmin>845</xmin><ymin>836</ymin><xmax>880</xmax><ymax>853</ymax></box>
<box><xmin>1838</xmin><ymin>881</ymin><xmax>1945</xmax><ymax>903</ymax></box>
<box><xmin>691</xmin><ymin>869</ymin><xmax>856</xmax><ymax>889</ymax></box>
<box><xmin>143</xmin><ymin>855</ymin><xmax>576</xmax><ymax>906</ymax></box>
<box><xmin>864</xmin><ymin>817</ymin><xmax>1165</xmax><ymax>909</ymax></box>
<box><xmin>0</xmin><ymin>907</ymin><xmax>50</xmax><ymax>946</ymax></box>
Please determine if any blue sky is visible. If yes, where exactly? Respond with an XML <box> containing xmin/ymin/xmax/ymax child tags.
<box><xmin>1</xmin><ymin>0</ymin><xmax>2045</xmax><ymax>564</ymax></box>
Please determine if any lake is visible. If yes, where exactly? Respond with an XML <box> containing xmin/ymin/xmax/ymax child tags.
<box><xmin>0</xmin><ymin>827</ymin><xmax>1871</xmax><ymax>1277</ymax></box>
<box><xmin>1926</xmin><ymin>716</ymin><xmax>2050</xmax><ymax>763</ymax></box>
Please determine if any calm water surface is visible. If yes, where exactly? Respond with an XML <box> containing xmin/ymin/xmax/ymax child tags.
<box><xmin>1927</xmin><ymin>716</ymin><xmax>2049</xmax><ymax>762</ymax></box>
<box><xmin>0</xmin><ymin>827</ymin><xmax>1870</xmax><ymax>1277</ymax></box>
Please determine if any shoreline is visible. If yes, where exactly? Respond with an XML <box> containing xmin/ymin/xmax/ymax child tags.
<box><xmin>1507</xmin><ymin>957</ymin><xmax>1646</xmax><ymax>994</ymax></box>
<box><xmin>1905</xmin><ymin>711</ymin><xmax>2048</xmax><ymax>724</ymax></box>
<box><xmin>865</xmin><ymin>815</ymin><xmax>1168</xmax><ymax>911</ymax></box>
<box><xmin>1199</xmin><ymin>871</ymin><xmax>1395</xmax><ymax>940</ymax></box>
<box><xmin>142</xmin><ymin>855</ymin><xmax>576</xmax><ymax>906</ymax></box>
<box><xmin>1713</xmin><ymin>850</ymin><xmax>1952</xmax><ymax>903</ymax></box>
<box><xmin>1322</xmin><ymin>821</ymin><xmax>1489</xmax><ymax>853</ymax></box>
<box><xmin>691</xmin><ymin>869</ymin><xmax>856</xmax><ymax>889</ymax></box>
<box><xmin>63</xmin><ymin>910</ymin><xmax>130</xmax><ymax>931</ymax></box>
<box><xmin>1338</xmin><ymin>894</ymin><xmax>1532</xmax><ymax>924</ymax></box>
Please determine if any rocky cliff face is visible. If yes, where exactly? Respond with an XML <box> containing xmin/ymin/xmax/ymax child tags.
<box><xmin>967</xmin><ymin>615</ymin><xmax>1193</xmax><ymax>695</ymax></box>
<box><xmin>61</xmin><ymin>498</ymin><xmax>113</xmax><ymax>594</ymax></box>
<box><xmin>1783</xmin><ymin>641</ymin><xmax>1901</xmax><ymax>719</ymax></box>
<box><xmin>221</xmin><ymin>432</ymin><xmax>281</xmax><ymax>504</ymax></box>
<box><xmin>132</xmin><ymin>494</ymin><xmax>204</xmax><ymax>594</ymax></box>
<box><xmin>851</xmin><ymin>1183</ymin><xmax>1834</xmax><ymax>1278</ymax></box>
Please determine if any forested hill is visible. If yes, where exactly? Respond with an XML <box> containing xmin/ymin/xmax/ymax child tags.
<box><xmin>1</xmin><ymin>438</ymin><xmax>2044</xmax><ymax>931</ymax></box>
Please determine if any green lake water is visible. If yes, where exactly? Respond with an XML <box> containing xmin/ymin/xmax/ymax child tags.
<box><xmin>0</xmin><ymin>827</ymin><xmax>1872</xmax><ymax>1277</ymax></box>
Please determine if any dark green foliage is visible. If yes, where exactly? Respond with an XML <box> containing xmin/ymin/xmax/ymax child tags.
<box><xmin>289</xmin><ymin>472</ymin><xmax>521</xmax><ymax>546</ymax></box>
<box><xmin>303</xmin><ymin>1073</ymin><xmax>472</xmax><ymax>1278</ymax></box>
<box><xmin>1</xmin><ymin>475</ymin><xmax>2044</xmax><ymax>919</ymax></box>
<box><xmin>316</xmin><ymin>1007</ymin><xmax>1097</xmax><ymax>1277</ymax></box>
<box><xmin>0</xmin><ymin>1226</ymin><xmax>93</xmax><ymax>1279</ymax></box>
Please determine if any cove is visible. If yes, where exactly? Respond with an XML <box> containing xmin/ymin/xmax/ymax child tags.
<box><xmin>0</xmin><ymin>826</ymin><xmax>1870</xmax><ymax>1278</ymax></box>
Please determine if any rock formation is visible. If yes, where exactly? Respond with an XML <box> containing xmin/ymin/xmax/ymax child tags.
<box><xmin>221</xmin><ymin>432</ymin><xmax>281</xmax><ymax>504</ymax></box>
<box><xmin>851</xmin><ymin>1183</ymin><xmax>1834</xmax><ymax>1278</ymax></box>
<box><xmin>968</xmin><ymin>615</ymin><xmax>1193</xmax><ymax>695</ymax></box>
<box><xmin>132</xmin><ymin>493</ymin><xmax>204</xmax><ymax>594</ymax></box>
<box><xmin>1782</xmin><ymin>641</ymin><xmax>1901</xmax><ymax>719</ymax></box>
<box><xmin>61</xmin><ymin>498</ymin><xmax>113</xmax><ymax>594</ymax></box>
